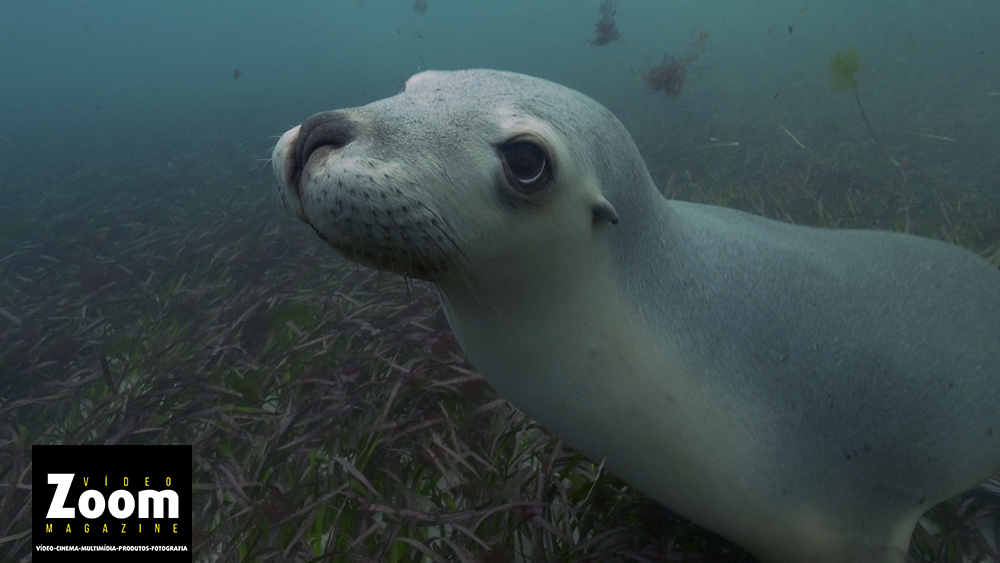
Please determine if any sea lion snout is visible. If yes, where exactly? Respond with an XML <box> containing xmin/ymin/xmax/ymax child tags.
<box><xmin>287</xmin><ymin>110</ymin><xmax>357</xmax><ymax>189</ymax></box>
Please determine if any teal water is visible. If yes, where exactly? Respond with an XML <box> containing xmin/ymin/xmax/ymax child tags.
<box><xmin>2</xmin><ymin>0</ymin><xmax>997</xmax><ymax>176</ymax></box>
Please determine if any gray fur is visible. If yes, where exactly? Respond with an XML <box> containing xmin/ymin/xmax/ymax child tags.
<box><xmin>273</xmin><ymin>69</ymin><xmax>1000</xmax><ymax>563</ymax></box>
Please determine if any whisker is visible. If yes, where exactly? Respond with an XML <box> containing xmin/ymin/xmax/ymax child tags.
<box><xmin>410</xmin><ymin>199</ymin><xmax>503</xmax><ymax>319</ymax></box>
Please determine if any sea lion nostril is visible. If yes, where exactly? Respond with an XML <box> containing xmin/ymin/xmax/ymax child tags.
<box><xmin>292</xmin><ymin>111</ymin><xmax>357</xmax><ymax>184</ymax></box>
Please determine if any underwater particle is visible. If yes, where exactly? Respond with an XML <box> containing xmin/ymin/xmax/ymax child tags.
<box><xmin>828</xmin><ymin>48</ymin><xmax>860</xmax><ymax>91</ymax></box>
<box><xmin>788</xmin><ymin>25</ymin><xmax>793</xmax><ymax>34</ymax></box>
<box><xmin>640</xmin><ymin>33</ymin><xmax>706</xmax><ymax>97</ymax></box>
<box><xmin>175</xmin><ymin>295</ymin><xmax>200</xmax><ymax>312</ymax></box>
<box><xmin>59</xmin><ymin>213</ymin><xmax>88</xmax><ymax>234</ymax></box>
<box><xmin>589</xmin><ymin>0</ymin><xmax>620</xmax><ymax>47</ymax></box>
<box><xmin>20</xmin><ymin>280</ymin><xmax>40</xmax><ymax>295</ymax></box>
<box><xmin>241</xmin><ymin>311</ymin><xmax>268</xmax><ymax>356</ymax></box>
<box><xmin>80</xmin><ymin>267</ymin><xmax>122</xmax><ymax>293</ymax></box>
<box><xmin>1</xmin><ymin>218</ymin><xmax>34</xmax><ymax>239</ymax></box>
<box><xmin>126</xmin><ymin>260</ymin><xmax>152</xmax><ymax>282</ymax></box>
<box><xmin>641</xmin><ymin>54</ymin><xmax>686</xmax><ymax>97</ymax></box>
<box><xmin>827</xmin><ymin>48</ymin><xmax>900</xmax><ymax>168</ymax></box>
<box><xmin>689</xmin><ymin>30</ymin><xmax>709</xmax><ymax>50</ymax></box>
<box><xmin>43</xmin><ymin>338</ymin><xmax>80</xmax><ymax>364</ymax></box>
<box><xmin>413</xmin><ymin>0</ymin><xmax>428</xmax><ymax>14</ymax></box>
<box><xmin>233</xmin><ymin>68</ymin><xmax>241</xmax><ymax>80</ymax></box>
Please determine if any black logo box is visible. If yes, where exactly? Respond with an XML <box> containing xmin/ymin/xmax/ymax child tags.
<box><xmin>33</xmin><ymin>444</ymin><xmax>192</xmax><ymax>562</ymax></box>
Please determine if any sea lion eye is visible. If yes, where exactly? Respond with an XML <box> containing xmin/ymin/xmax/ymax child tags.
<box><xmin>500</xmin><ymin>140</ymin><xmax>550</xmax><ymax>192</ymax></box>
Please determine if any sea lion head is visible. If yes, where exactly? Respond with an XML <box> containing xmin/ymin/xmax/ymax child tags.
<box><xmin>272</xmin><ymin>69</ymin><xmax>657</xmax><ymax>283</ymax></box>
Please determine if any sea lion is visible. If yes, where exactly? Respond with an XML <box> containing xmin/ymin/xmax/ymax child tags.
<box><xmin>271</xmin><ymin>69</ymin><xmax>1000</xmax><ymax>563</ymax></box>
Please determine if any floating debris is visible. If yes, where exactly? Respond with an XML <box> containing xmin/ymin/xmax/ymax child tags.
<box><xmin>910</xmin><ymin>132</ymin><xmax>956</xmax><ymax>142</ymax></box>
<box><xmin>776</xmin><ymin>123</ymin><xmax>806</xmax><ymax>148</ymax></box>
<box><xmin>589</xmin><ymin>0</ymin><xmax>620</xmax><ymax>47</ymax></box>
<box><xmin>641</xmin><ymin>55</ymin><xmax>687</xmax><ymax>97</ymax></box>
<box><xmin>641</xmin><ymin>31</ymin><xmax>708</xmax><ymax>97</ymax></box>
<box><xmin>0</xmin><ymin>307</ymin><xmax>22</xmax><ymax>326</ymax></box>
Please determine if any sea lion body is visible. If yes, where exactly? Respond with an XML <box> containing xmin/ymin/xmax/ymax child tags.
<box><xmin>272</xmin><ymin>69</ymin><xmax>1000</xmax><ymax>562</ymax></box>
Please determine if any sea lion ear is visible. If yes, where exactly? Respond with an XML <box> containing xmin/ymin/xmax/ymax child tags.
<box><xmin>592</xmin><ymin>198</ymin><xmax>619</xmax><ymax>225</ymax></box>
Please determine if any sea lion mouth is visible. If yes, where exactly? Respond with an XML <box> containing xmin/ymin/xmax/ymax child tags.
<box><xmin>315</xmin><ymin>227</ymin><xmax>449</xmax><ymax>280</ymax></box>
<box><xmin>304</xmin><ymin>206</ymin><xmax>462</xmax><ymax>282</ymax></box>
